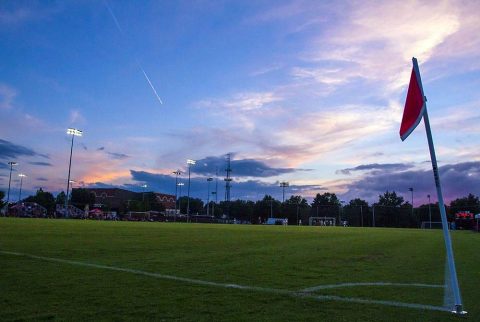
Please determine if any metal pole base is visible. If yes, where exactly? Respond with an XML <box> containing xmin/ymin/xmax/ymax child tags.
<box><xmin>451</xmin><ymin>305</ymin><xmax>467</xmax><ymax>315</ymax></box>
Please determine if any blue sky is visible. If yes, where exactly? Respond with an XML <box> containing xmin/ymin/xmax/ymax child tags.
<box><xmin>1</xmin><ymin>0</ymin><xmax>480</xmax><ymax>205</ymax></box>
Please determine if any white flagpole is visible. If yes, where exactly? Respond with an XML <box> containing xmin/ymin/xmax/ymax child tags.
<box><xmin>412</xmin><ymin>58</ymin><xmax>465</xmax><ymax>314</ymax></box>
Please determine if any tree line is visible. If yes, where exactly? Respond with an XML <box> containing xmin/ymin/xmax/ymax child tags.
<box><xmin>2</xmin><ymin>188</ymin><xmax>479</xmax><ymax>227</ymax></box>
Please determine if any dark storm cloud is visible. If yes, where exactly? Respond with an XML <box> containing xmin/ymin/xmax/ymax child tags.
<box><xmin>0</xmin><ymin>139</ymin><xmax>46</xmax><ymax>160</ymax></box>
<box><xmin>340</xmin><ymin>161</ymin><xmax>480</xmax><ymax>204</ymax></box>
<box><xmin>28</xmin><ymin>161</ymin><xmax>53</xmax><ymax>167</ymax></box>
<box><xmin>124</xmin><ymin>170</ymin><xmax>325</xmax><ymax>201</ymax></box>
<box><xmin>190</xmin><ymin>155</ymin><xmax>307</xmax><ymax>178</ymax></box>
<box><xmin>337</xmin><ymin>163</ymin><xmax>413</xmax><ymax>175</ymax></box>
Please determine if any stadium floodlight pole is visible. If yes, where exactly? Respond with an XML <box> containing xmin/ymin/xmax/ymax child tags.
<box><xmin>173</xmin><ymin>170</ymin><xmax>181</xmax><ymax>218</ymax></box>
<box><xmin>270</xmin><ymin>198</ymin><xmax>273</xmax><ymax>218</ymax></box>
<box><xmin>279</xmin><ymin>181</ymin><xmax>289</xmax><ymax>203</ymax></box>
<box><xmin>207</xmin><ymin>178</ymin><xmax>213</xmax><ymax>216</ymax></box>
<box><xmin>141</xmin><ymin>184</ymin><xmax>147</xmax><ymax>212</ymax></box>
<box><xmin>408</xmin><ymin>187</ymin><xmax>414</xmax><ymax>216</ymax></box>
<box><xmin>6</xmin><ymin>161</ymin><xmax>18</xmax><ymax>205</ymax></box>
<box><xmin>186</xmin><ymin>159</ymin><xmax>196</xmax><ymax>222</ymax></box>
<box><xmin>65</xmin><ymin>128</ymin><xmax>82</xmax><ymax>217</ymax></box>
<box><xmin>18</xmin><ymin>173</ymin><xmax>26</xmax><ymax>202</ymax></box>
<box><xmin>372</xmin><ymin>205</ymin><xmax>375</xmax><ymax>227</ymax></box>
<box><xmin>177</xmin><ymin>182</ymin><xmax>184</xmax><ymax>214</ymax></box>
<box><xmin>360</xmin><ymin>205</ymin><xmax>364</xmax><ymax>227</ymax></box>
<box><xmin>428</xmin><ymin>194</ymin><xmax>432</xmax><ymax>229</ymax></box>
<box><xmin>296</xmin><ymin>200</ymin><xmax>300</xmax><ymax>225</ymax></box>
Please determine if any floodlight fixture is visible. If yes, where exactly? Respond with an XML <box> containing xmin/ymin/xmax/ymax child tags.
<box><xmin>187</xmin><ymin>159</ymin><xmax>196</xmax><ymax>165</ymax></box>
<box><xmin>280</xmin><ymin>181</ymin><xmax>289</xmax><ymax>202</ymax></box>
<box><xmin>177</xmin><ymin>182</ymin><xmax>185</xmax><ymax>186</ymax></box>
<box><xmin>67</xmin><ymin>128</ymin><xmax>83</xmax><ymax>136</ymax></box>
<box><xmin>18</xmin><ymin>173</ymin><xmax>26</xmax><ymax>178</ymax></box>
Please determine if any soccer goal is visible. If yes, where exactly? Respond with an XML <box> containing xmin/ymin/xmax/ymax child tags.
<box><xmin>309</xmin><ymin>217</ymin><xmax>336</xmax><ymax>226</ymax></box>
<box><xmin>420</xmin><ymin>221</ymin><xmax>443</xmax><ymax>229</ymax></box>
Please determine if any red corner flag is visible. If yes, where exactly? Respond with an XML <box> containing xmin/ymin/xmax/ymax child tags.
<box><xmin>399</xmin><ymin>59</ymin><xmax>426</xmax><ymax>141</ymax></box>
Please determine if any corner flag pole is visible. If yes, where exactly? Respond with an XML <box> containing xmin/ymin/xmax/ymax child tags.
<box><xmin>412</xmin><ymin>58</ymin><xmax>465</xmax><ymax>314</ymax></box>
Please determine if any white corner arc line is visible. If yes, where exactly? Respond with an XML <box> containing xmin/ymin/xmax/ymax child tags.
<box><xmin>0</xmin><ymin>250</ymin><xmax>449</xmax><ymax>313</ymax></box>
<box><xmin>302</xmin><ymin>282</ymin><xmax>444</xmax><ymax>293</ymax></box>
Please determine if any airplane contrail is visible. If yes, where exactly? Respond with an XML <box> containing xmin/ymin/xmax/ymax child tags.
<box><xmin>104</xmin><ymin>1</ymin><xmax>163</xmax><ymax>106</ymax></box>
<box><xmin>139</xmin><ymin>64</ymin><xmax>164</xmax><ymax>105</ymax></box>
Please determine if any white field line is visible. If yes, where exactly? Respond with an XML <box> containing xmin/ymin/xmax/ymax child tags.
<box><xmin>1</xmin><ymin>250</ymin><xmax>449</xmax><ymax>313</ymax></box>
<box><xmin>302</xmin><ymin>282</ymin><xmax>444</xmax><ymax>293</ymax></box>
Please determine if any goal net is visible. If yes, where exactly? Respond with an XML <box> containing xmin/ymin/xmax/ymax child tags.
<box><xmin>420</xmin><ymin>221</ymin><xmax>443</xmax><ymax>229</ymax></box>
<box><xmin>309</xmin><ymin>217</ymin><xmax>336</xmax><ymax>226</ymax></box>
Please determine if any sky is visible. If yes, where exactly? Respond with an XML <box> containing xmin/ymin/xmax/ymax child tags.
<box><xmin>1</xmin><ymin>0</ymin><xmax>480</xmax><ymax>205</ymax></box>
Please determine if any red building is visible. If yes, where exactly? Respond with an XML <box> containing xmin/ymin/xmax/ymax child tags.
<box><xmin>79</xmin><ymin>188</ymin><xmax>176</xmax><ymax>214</ymax></box>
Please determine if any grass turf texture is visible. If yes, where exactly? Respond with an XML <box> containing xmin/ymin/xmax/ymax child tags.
<box><xmin>0</xmin><ymin>218</ymin><xmax>478</xmax><ymax>321</ymax></box>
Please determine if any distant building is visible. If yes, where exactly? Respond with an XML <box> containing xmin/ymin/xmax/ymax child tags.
<box><xmin>77</xmin><ymin>188</ymin><xmax>175</xmax><ymax>214</ymax></box>
<box><xmin>154</xmin><ymin>193</ymin><xmax>176</xmax><ymax>213</ymax></box>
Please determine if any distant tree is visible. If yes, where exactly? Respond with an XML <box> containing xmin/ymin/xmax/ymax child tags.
<box><xmin>24</xmin><ymin>188</ymin><xmax>55</xmax><ymax>214</ymax></box>
<box><xmin>0</xmin><ymin>190</ymin><xmax>5</xmax><ymax>208</ymax></box>
<box><xmin>254</xmin><ymin>195</ymin><xmax>281</xmax><ymax>223</ymax></box>
<box><xmin>310</xmin><ymin>192</ymin><xmax>340</xmax><ymax>218</ymax></box>
<box><xmin>70</xmin><ymin>188</ymin><xmax>96</xmax><ymax>209</ymax></box>
<box><xmin>344</xmin><ymin>198</ymin><xmax>369</xmax><ymax>227</ymax></box>
<box><xmin>374</xmin><ymin>191</ymin><xmax>408</xmax><ymax>228</ymax></box>
<box><xmin>282</xmin><ymin>195</ymin><xmax>310</xmax><ymax>225</ymax></box>
<box><xmin>56</xmin><ymin>191</ymin><xmax>66</xmax><ymax>205</ymax></box>
<box><xmin>311</xmin><ymin>192</ymin><xmax>341</xmax><ymax>206</ymax></box>
<box><xmin>449</xmin><ymin>193</ymin><xmax>480</xmax><ymax>215</ymax></box>
<box><xmin>178</xmin><ymin>196</ymin><xmax>204</xmax><ymax>215</ymax></box>
<box><xmin>376</xmin><ymin>191</ymin><xmax>404</xmax><ymax>207</ymax></box>
<box><xmin>229</xmin><ymin>199</ymin><xmax>255</xmax><ymax>222</ymax></box>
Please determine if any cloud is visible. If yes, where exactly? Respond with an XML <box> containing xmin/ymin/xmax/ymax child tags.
<box><xmin>28</xmin><ymin>161</ymin><xmax>53</xmax><ymax>167</ymax></box>
<box><xmin>36</xmin><ymin>177</ymin><xmax>48</xmax><ymax>182</ymax></box>
<box><xmin>293</xmin><ymin>0</ymin><xmax>474</xmax><ymax>96</ymax></box>
<box><xmin>340</xmin><ymin>161</ymin><xmax>480</xmax><ymax>204</ymax></box>
<box><xmin>337</xmin><ymin>163</ymin><xmax>413</xmax><ymax>175</ymax></box>
<box><xmin>97</xmin><ymin>147</ymin><xmax>105</xmax><ymax>151</ymax></box>
<box><xmin>107</xmin><ymin>152</ymin><xmax>130</xmax><ymax>160</ymax></box>
<box><xmin>0</xmin><ymin>84</ymin><xmax>17</xmax><ymax>109</ymax></box>
<box><xmin>127</xmin><ymin>169</ymin><xmax>325</xmax><ymax>201</ymax></box>
<box><xmin>189</xmin><ymin>155</ymin><xmax>306</xmax><ymax>178</ymax></box>
<box><xmin>0</xmin><ymin>139</ymin><xmax>45</xmax><ymax>160</ymax></box>
<box><xmin>69</xmin><ymin>109</ymin><xmax>86</xmax><ymax>124</ymax></box>
<box><xmin>197</xmin><ymin>91</ymin><xmax>282</xmax><ymax>111</ymax></box>
<box><xmin>0</xmin><ymin>1</ymin><xmax>62</xmax><ymax>25</ymax></box>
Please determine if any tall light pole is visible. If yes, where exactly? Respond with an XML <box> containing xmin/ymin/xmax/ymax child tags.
<box><xmin>173</xmin><ymin>170</ymin><xmax>181</xmax><ymax>217</ymax></box>
<box><xmin>186</xmin><ymin>159</ymin><xmax>196</xmax><ymax>221</ymax></box>
<box><xmin>428</xmin><ymin>194</ymin><xmax>432</xmax><ymax>229</ymax></box>
<box><xmin>207</xmin><ymin>177</ymin><xmax>213</xmax><ymax>216</ymax></box>
<box><xmin>18</xmin><ymin>173</ymin><xmax>26</xmax><ymax>202</ymax></box>
<box><xmin>408</xmin><ymin>187</ymin><xmax>414</xmax><ymax>217</ymax></box>
<box><xmin>65</xmin><ymin>128</ymin><xmax>82</xmax><ymax>217</ymax></box>
<box><xmin>296</xmin><ymin>199</ymin><xmax>300</xmax><ymax>225</ymax></box>
<box><xmin>141</xmin><ymin>184</ymin><xmax>147</xmax><ymax>212</ymax></box>
<box><xmin>279</xmin><ymin>181</ymin><xmax>289</xmax><ymax>203</ymax></box>
<box><xmin>270</xmin><ymin>198</ymin><xmax>273</xmax><ymax>218</ymax></box>
<box><xmin>6</xmin><ymin>161</ymin><xmax>18</xmax><ymax>205</ymax></box>
<box><xmin>177</xmin><ymin>182</ymin><xmax>184</xmax><ymax>215</ymax></box>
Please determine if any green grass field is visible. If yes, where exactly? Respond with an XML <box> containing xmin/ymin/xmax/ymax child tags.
<box><xmin>1</xmin><ymin>218</ymin><xmax>478</xmax><ymax>321</ymax></box>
